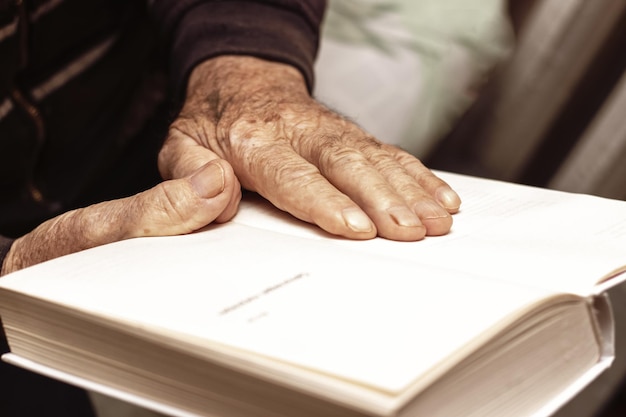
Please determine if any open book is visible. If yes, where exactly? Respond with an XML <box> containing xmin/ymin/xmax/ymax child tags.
<box><xmin>1</xmin><ymin>172</ymin><xmax>625</xmax><ymax>417</ymax></box>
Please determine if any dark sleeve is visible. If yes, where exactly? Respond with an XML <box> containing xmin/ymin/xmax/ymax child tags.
<box><xmin>0</xmin><ymin>236</ymin><xmax>13</xmax><ymax>273</ymax></box>
<box><xmin>150</xmin><ymin>0</ymin><xmax>327</xmax><ymax>101</ymax></box>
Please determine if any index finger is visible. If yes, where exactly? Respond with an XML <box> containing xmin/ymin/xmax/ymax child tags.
<box><xmin>232</xmin><ymin>137</ymin><xmax>379</xmax><ymax>240</ymax></box>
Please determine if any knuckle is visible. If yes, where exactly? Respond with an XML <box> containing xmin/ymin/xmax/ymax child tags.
<box><xmin>319</xmin><ymin>144</ymin><xmax>362</xmax><ymax>167</ymax></box>
<box><xmin>137</xmin><ymin>182</ymin><xmax>198</xmax><ymax>234</ymax></box>
<box><xmin>313</xmin><ymin>136</ymin><xmax>364</xmax><ymax>169</ymax></box>
<box><xmin>157</xmin><ymin>182</ymin><xmax>195</xmax><ymax>224</ymax></box>
<box><xmin>228</xmin><ymin>119</ymin><xmax>266</xmax><ymax>144</ymax></box>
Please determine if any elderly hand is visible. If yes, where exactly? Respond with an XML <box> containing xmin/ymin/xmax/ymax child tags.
<box><xmin>1</xmin><ymin>149</ymin><xmax>240</xmax><ymax>275</ymax></box>
<box><xmin>161</xmin><ymin>55</ymin><xmax>461</xmax><ymax>242</ymax></box>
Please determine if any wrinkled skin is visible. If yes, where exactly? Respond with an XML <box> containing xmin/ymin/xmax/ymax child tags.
<box><xmin>162</xmin><ymin>56</ymin><xmax>460</xmax><ymax>240</ymax></box>
<box><xmin>1</xmin><ymin>55</ymin><xmax>460</xmax><ymax>276</ymax></box>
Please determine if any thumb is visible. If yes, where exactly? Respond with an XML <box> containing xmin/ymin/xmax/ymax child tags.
<box><xmin>128</xmin><ymin>159</ymin><xmax>240</xmax><ymax>236</ymax></box>
<box><xmin>158</xmin><ymin>125</ymin><xmax>242</xmax><ymax>223</ymax></box>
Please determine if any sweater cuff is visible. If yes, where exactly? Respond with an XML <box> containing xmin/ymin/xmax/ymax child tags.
<box><xmin>0</xmin><ymin>236</ymin><xmax>14</xmax><ymax>275</ymax></box>
<box><xmin>169</xmin><ymin>1</ymin><xmax>321</xmax><ymax>103</ymax></box>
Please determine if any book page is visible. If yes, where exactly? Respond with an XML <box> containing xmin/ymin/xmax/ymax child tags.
<box><xmin>0</xmin><ymin>223</ymin><xmax>556</xmax><ymax>396</ymax></box>
<box><xmin>234</xmin><ymin>172</ymin><xmax>626</xmax><ymax>296</ymax></box>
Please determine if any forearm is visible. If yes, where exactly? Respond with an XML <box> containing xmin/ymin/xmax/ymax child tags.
<box><xmin>0</xmin><ymin>205</ymin><xmax>127</xmax><ymax>276</ymax></box>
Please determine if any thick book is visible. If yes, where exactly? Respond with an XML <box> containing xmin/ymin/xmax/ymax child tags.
<box><xmin>1</xmin><ymin>172</ymin><xmax>625</xmax><ymax>417</ymax></box>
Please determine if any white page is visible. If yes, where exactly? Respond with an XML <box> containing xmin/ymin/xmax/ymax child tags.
<box><xmin>0</xmin><ymin>223</ymin><xmax>555</xmax><ymax>395</ymax></box>
<box><xmin>233</xmin><ymin>172</ymin><xmax>626</xmax><ymax>295</ymax></box>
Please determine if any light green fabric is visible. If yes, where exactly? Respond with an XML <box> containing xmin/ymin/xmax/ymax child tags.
<box><xmin>314</xmin><ymin>0</ymin><xmax>514</xmax><ymax>157</ymax></box>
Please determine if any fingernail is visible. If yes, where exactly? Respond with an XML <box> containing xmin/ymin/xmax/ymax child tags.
<box><xmin>414</xmin><ymin>200</ymin><xmax>450</xmax><ymax>220</ymax></box>
<box><xmin>387</xmin><ymin>206</ymin><xmax>422</xmax><ymax>227</ymax></box>
<box><xmin>342</xmin><ymin>208</ymin><xmax>374</xmax><ymax>233</ymax></box>
<box><xmin>190</xmin><ymin>162</ymin><xmax>225</xmax><ymax>199</ymax></box>
<box><xmin>436</xmin><ymin>187</ymin><xmax>461</xmax><ymax>211</ymax></box>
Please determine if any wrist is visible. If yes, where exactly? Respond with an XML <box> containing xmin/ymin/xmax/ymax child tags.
<box><xmin>186</xmin><ymin>56</ymin><xmax>309</xmax><ymax>107</ymax></box>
